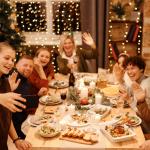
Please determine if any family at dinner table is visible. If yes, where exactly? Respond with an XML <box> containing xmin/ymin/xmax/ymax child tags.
<box><xmin>0</xmin><ymin>31</ymin><xmax>150</xmax><ymax>150</ymax></box>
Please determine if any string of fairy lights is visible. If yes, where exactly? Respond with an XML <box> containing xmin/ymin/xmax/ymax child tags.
<box><xmin>12</xmin><ymin>0</ymin><xmax>80</xmax><ymax>72</ymax></box>
<box><xmin>108</xmin><ymin>0</ymin><xmax>143</xmax><ymax>69</ymax></box>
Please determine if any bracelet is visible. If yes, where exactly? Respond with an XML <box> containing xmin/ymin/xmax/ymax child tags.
<box><xmin>13</xmin><ymin>137</ymin><xmax>21</xmax><ymax>143</ymax></box>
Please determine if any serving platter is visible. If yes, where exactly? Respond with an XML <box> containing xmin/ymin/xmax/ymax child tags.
<box><xmin>60</xmin><ymin>127</ymin><xmax>98</xmax><ymax>144</ymax></box>
<box><xmin>39</xmin><ymin>95</ymin><xmax>62</xmax><ymax>105</ymax></box>
<box><xmin>28</xmin><ymin>115</ymin><xmax>52</xmax><ymax>127</ymax></box>
<box><xmin>90</xmin><ymin>104</ymin><xmax>111</xmax><ymax>119</ymax></box>
<box><xmin>101</xmin><ymin>124</ymin><xmax>136</xmax><ymax>142</ymax></box>
<box><xmin>49</xmin><ymin>80</ymin><xmax>69</xmax><ymax>89</ymax></box>
<box><xmin>62</xmin><ymin>114</ymin><xmax>89</xmax><ymax>127</ymax></box>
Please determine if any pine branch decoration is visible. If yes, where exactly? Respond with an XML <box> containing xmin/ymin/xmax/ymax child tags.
<box><xmin>111</xmin><ymin>2</ymin><xmax>125</xmax><ymax>19</ymax></box>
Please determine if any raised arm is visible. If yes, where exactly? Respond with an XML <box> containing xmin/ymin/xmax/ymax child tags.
<box><xmin>82</xmin><ymin>32</ymin><xmax>96</xmax><ymax>49</ymax></box>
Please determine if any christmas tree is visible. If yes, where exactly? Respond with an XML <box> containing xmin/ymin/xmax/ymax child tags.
<box><xmin>0</xmin><ymin>0</ymin><xmax>25</xmax><ymax>54</ymax></box>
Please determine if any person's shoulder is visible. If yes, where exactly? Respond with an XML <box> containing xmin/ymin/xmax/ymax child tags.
<box><xmin>141</xmin><ymin>76</ymin><xmax>150</xmax><ymax>87</ymax></box>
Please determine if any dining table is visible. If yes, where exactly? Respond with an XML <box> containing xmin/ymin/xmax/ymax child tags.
<box><xmin>25</xmin><ymin>73</ymin><xmax>145</xmax><ymax>150</ymax></box>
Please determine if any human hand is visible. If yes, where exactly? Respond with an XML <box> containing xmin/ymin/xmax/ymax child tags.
<box><xmin>8</xmin><ymin>71</ymin><xmax>21</xmax><ymax>91</ymax></box>
<box><xmin>139</xmin><ymin>140</ymin><xmax>150</xmax><ymax>150</ymax></box>
<box><xmin>15</xmin><ymin>139</ymin><xmax>32</xmax><ymax>150</ymax></box>
<box><xmin>38</xmin><ymin>87</ymin><xmax>48</xmax><ymax>96</ymax></box>
<box><xmin>0</xmin><ymin>92</ymin><xmax>26</xmax><ymax>112</ymax></box>
<box><xmin>82</xmin><ymin>32</ymin><xmax>96</xmax><ymax>49</ymax></box>
<box><xmin>33</xmin><ymin>58</ymin><xmax>42</xmax><ymax>70</ymax></box>
<box><xmin>119</xmin><ymin>85</ymin><xmax>131</xmax><ymax>102</ymax></box>
<box><xmin>113</xmin><ymin>63</ymin><xmax>125</xmax><ymax>84</ymax></box>
<box><xmin>67</xmin><ymin>63</ymin><xmax>78</xmax><ymax>72</ymax></box>
<box><xmin>131</xmin><ymin>82</ymin><xmax>145</xmax><ymax>102</ymax></box>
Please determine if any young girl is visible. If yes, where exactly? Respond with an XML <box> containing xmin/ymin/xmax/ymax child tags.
<box><xmin>29</xmin><ymin>47</ymin><xmax>54</xmax><ymax>91</ymax></box>
<box><xmin>0</xmin><ymin>42</ymin><xmax>31</xmax><ymax>150</ymax></box>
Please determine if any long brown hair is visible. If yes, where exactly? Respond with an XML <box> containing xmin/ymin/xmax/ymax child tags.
<box><xmin>35</xmin><ymin>47</ymin><xmax>53</xmax><ymax>76</ymax></box>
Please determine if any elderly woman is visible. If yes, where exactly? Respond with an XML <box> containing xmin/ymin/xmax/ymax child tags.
<box><xmin>119</xmin><ymin>56</ymin><xmax>150</xmax><ymax>133</ymax></box>
<box><xmin>57</xmin><ymin>32</ymin><xmax>97</xmax><ymax>74</ymax></box>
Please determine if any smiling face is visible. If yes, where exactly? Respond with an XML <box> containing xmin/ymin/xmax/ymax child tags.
<box><xmin>37</xmin><ymin>49</ymin><xmax>50</xmax><ymax>67</ymax></box>
<box><xmin>16</xmin><ymin>57</ymin><xmax>34</xmax><ymax>78</ymax></box>
<box><xmin>0</xmin><ymin>44</ymin><xmax>15</xmax><ymax>76</ymax></box>
<box><xmin>126</xmin><ymin>64</ymin><xmax>143</xmax><ymax>81</ymax></box>
<box><xmin>63</xmin><ymin>38</ymin><xmax>75</xmax><ymax>57</ymax></box>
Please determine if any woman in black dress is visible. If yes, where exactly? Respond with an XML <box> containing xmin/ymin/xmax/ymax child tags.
<box><xmin>0</xmin><ymin>42</ymin><xmax>31</xmax><ymax>150</ymax></box>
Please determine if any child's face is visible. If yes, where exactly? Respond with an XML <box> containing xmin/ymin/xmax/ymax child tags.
<box><xmin>0</xmin><ymin>47</ymin><xmax>15</xmax><ymax>76</ymax></box>
<box><xmin>37</xmin><ymin>50</ymin><xmax>50</xmax><ymax>67</ymax></box>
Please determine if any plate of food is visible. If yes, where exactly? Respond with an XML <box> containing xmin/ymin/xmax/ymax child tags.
<box><xmin>101</xmin><ymin>124</ymin><xmax>136</xmax><ymax>142</ymax></box>
<box><xmin>37</xmin><ymin>124</ymin><xmax>60</xmax><ymax>138</ymax></box>
<box><xmin>63</xmin><ymin>113</ymin><xmax>89</xmax><ymax>127</ymax></box>
<box><xmin>114</xmin><ymin>113</ymin><xmax>142</xmax><ymax>127</ymax></box>
<box><xmin>101</xmin><ymin>85</ymin><xmax>119</xmax><ymax>97</ymax></box>
<box><xmin>49</xmin><ymin>80</ymin><xmax>69</xmax><ymax>89</ymax></box>
<box><xmin>28</xmin><ymin>114</ymin><xmax>52</xmax><ymax>127</ymax></box>
<box><xmin>90</xmin><ymin>104</ymin><xmax>111</xmax><ymax>118</ymax></box>
<box><xmin>39</xmin><ymin>95</ymin><xmax>62</xmax><ymax>105</ymax></box>
<box><xmin>60</xmin><ymin>126</ymin><xmax>98</xmax><ymax>145</ymax></box>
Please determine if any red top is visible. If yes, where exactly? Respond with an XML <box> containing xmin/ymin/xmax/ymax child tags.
<box><xmin>29</xmin><ymin>64</ymin><xmax>54</xmax><ymax>89</ymax></box>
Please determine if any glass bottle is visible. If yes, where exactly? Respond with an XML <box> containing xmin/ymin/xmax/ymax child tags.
<box><xmin>69</xmin><ymin>70</ymin><xmax>75</xmax><ymax>87</ymax></box>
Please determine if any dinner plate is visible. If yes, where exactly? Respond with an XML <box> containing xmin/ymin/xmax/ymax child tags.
<box><xmin>39</xmin><ymin>95</ymin><xmax>62</xmax><ymax>105</ymax></box>
<box><xmin>37</xmin><ymin>124</ymin><xmax>60</xmax><ymax>138</ymax></box>
<box><xmin>114</xmin><ymin>114</ymin><xmax>142</xmax><ymax>127</ymax></box>
<box><xmin>49</xmin><ymin>80</ymin><xmax>69</xmax><ymax>89</ymax></box>
<box><xmin>28</xmin><ymin>115</ymin><xmax>52</xmax><ymax>127</ymax></box>
<box><xmin>90</xmin><ymin>104</ymin><xmax>111</xmax><ymax>119</ymax></box>
<box><xmin>62</xmin><ymin>114</ymin><xmax>89</xmax><ymax>127</ymax></box>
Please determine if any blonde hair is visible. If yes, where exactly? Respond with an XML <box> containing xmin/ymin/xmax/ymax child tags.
<box><xmin>59</xmin><ymin>33</ymin><xmax>76</xmax><ymax>55</ymax></box>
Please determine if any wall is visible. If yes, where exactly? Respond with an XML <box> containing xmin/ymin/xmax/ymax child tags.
<box><xmin>143</xmin><ymin>0</ymin><xmax>150</xmax><ymax>76</ymax></box>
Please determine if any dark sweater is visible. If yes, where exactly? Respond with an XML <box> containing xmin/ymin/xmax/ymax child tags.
<box><xmin>0</xmin><ymin>76</ymin><xmax>11</xmax><ymax>150</ymax></box>
<box><xmin>12</xmin><ymin>72</ymin><xmax>39</xmax><ymax>139</ymax></box>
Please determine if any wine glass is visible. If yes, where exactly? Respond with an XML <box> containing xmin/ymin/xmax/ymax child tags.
<box><xmin>73</xmin><ymin>55</ymin><xmax>79</xmax><ymax>64</ymax></box>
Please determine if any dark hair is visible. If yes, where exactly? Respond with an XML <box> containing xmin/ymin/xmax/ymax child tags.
<box><xmin>125</xmin><ymin>56</ymin><xmax>146</xmax><ymax>72</ymax></box>
<box><xmin>16</xmin><ymin>55</ymin><xmax>33</xmax><ymax>63</ymax></box>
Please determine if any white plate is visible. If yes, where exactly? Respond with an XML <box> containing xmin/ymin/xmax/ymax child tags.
<box><xmin>27</xmin><ymin>115</ymin><xmax>52</xmax><ymax>127</ymax></box>
<box><xmin>90</xmin><ymin>104</ymin><xmax>111</xmax><ymax>118</ymax></box>
<box><xmin>114</xmin><ymin>114</ymin><xmax>142</xmax><ymax>127</ymax></box>
<box><xmin>101</xmin><ymin>125</ymin><xmax>136</xmax><ymax>142</ymax></box>
<box><xmin>37</xmin><ymin>124</ymin><xmax>60</xmax><ymax>138</ymax></box>
<box><xmin>62</xmin><ymin>114</ymin><xmax>89</xmax><ymax>127</ymax></box>
<box><xmin>49</xmin><ymin>80</ymin><xmax>69</xmax><ymax>89</ymax></box>
<box><xmin>39</xmin><ymin>95</ymin><xmax>62</xmax><ymax>105</ymax></box>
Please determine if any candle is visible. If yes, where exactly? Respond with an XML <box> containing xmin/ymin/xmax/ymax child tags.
<box><xmin>80</xmin><ymin>87</ymin><xmax>88</xmax><ymax>99</ymax></box>
<box><xmin>90</xmin><ymin>81</ymin><xmax>96</xmax><ymax>89</ymax></box>
<box><xmin>95</xmin><ymin>93</ymin><xmax>102</xmax><ymax>104</ymax></box>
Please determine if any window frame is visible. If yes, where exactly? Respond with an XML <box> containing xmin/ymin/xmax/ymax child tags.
<box><xmin>12</xmin><ymin>0</ymin><xmax>81</xmax><ymax>45</ymax></box>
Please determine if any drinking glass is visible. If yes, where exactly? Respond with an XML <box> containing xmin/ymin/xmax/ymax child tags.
<box><xmin>73</xmin><ymin>55</ymin><xmax>79</xmax><ymax>64</ymax></box>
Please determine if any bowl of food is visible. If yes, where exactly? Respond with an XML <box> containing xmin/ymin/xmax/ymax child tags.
<box><xmin>37</xmin><ymin>124</ymin><xmax>60</xmax><ymax>138</ymax></box>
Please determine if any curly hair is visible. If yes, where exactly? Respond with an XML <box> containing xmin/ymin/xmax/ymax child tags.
<box><xmin>125</xmin><ymin>56</ymin><xmax>146</xmax><ymax>72</ymax></box>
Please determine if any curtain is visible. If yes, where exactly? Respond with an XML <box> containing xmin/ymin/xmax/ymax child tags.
<box><xmin>80</xmin><ymin>0</ymin><xmax>106</xmax><ymax>72</ymax></box>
